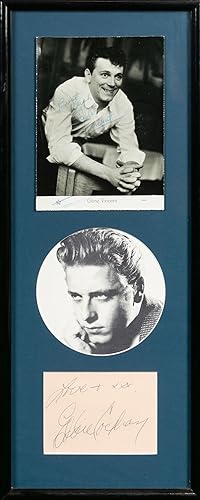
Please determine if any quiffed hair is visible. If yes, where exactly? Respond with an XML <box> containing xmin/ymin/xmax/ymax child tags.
<box><xmin>85</xmin><ymin>46</ymin><xmax>127</xmax><ymax>73</ymax></box>
<box><xmin>57</xmin><ymin>228</ymin><xmax>143</xmax><ymax>287</ymax></box>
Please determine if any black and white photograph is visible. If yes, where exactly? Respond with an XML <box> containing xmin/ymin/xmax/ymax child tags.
<box><xmin>36</xmin><ymin>228</ymin><xmax>166</xmax><ymax>355</ymax></box>
<box><xmin>36</xmin><ymin>37</ymin><xmax>164</xmax><ymax>211</ymax></box>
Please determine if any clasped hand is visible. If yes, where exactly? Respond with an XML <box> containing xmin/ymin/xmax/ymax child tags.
<box><xmin>108</xmin><ymin>160</ymin><xmax>142</xmax><ymax>193</ymax></box>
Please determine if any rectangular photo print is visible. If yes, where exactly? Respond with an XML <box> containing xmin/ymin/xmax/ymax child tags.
<box><xmin>36</xmin><ymin>37</ymin><xmax>164</xmax><ymax>211</ymax></box>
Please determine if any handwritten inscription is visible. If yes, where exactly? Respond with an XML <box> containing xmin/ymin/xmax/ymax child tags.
<box><xmin>46</xmin><ymin>377</ymin><xmax>136</xmax><ymax>408</ymax></box>
<box><xmin>44</xmin><ymin>372</ymin><xmax>157</xmax><ymax>455</ymax></box>
<box><xmin>53</xmin><ymin>400</ymin><xmax>149</xmax><ymax>449</ymax></box>
<box><xmin>55</xmin><ymin>94</ymin><xmax>113</xmax><ymax>131</ymax></box>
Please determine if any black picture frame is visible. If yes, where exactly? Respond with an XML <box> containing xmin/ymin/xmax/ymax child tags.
<box><xmin>0</xmin><ymin>0</ymin><xmax>199</xmax><ymax>498</ymax></box>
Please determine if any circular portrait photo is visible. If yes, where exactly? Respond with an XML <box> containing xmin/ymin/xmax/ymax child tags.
<box><xmin>36</xmin><ymin>227</ymin><xmax>166</xmax><ymax>356</ymax></box>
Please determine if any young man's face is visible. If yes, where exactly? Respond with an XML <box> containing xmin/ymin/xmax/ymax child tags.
<box><xmin>65</xmin><ymin>264</ymin><xmax>134</xmax><ymax>348</ymax></box>
<box><xmin>85</xmin><ymin>57</ymin><xmax>124</xmax><ymax>107</ymax></box>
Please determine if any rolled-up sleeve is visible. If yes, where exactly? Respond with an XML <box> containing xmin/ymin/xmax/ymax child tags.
<box><xmin>43</xmin><ymin>86</ymin><xmax>83</xmax><ymax>166</ymax></box>
<box><xmin>110</xmin><ymin>100</ymin><xmax>146</xmax><ymax>166</ymax></box>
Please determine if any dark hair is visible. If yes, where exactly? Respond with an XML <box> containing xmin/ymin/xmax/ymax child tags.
<box><xmin>85</xmin><ymin>46</ymin><xmax>127</xmax><ymax>73</ymax></box>
<box><xmin>57</xmin><ymin>228</ymin><xmax>143</xmax><ymax>287</ymax></box>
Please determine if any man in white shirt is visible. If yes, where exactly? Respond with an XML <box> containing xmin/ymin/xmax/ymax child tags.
<box><xmin>43</xmin><ymin>46</ymin><xmax>145</xmax><ymax>194</ymax></box>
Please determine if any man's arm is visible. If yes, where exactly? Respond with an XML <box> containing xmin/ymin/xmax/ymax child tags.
<box><xmin>43</xmin><ymin>85</ymin><xmax>84</xmax><ymax>166</ymax></box>
<box><xmin>110</xmin><ymin>98</ymin><xmax>146</xmax><ymax>167</ymax></box>
<box><xmin>72</xmin><ymin>155</ymin><xmax>141</xmax><ymax>193</ymax></box>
